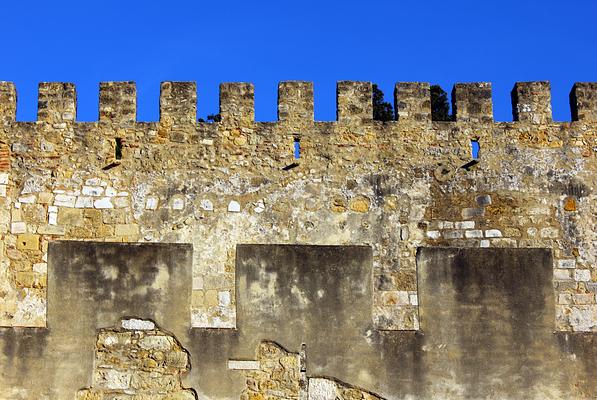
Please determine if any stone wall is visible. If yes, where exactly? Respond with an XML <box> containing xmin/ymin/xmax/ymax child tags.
<box><xmin>0</xmin><ymin>79</ymin><xmax>594</xmax><ymax>334</ymax></box>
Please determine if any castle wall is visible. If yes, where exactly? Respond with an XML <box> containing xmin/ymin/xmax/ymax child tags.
<box><xmin>0</xmin><ymin>79</ymin><xmax>595</xmax><ymax>398</ymax></box>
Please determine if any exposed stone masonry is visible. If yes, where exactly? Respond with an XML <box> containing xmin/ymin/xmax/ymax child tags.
<box><xmin>234</xmin><ymin>341</ymin><xmax>383</xmax><ymax>400</ymax></box>
<box><xmin>0</xmin><ymin>79</ymin><xmax>595</xmax><ymax>332</ymax></box>
<box><xmin>76</xmin><ymin>318</ymin><xmax>197</xmax><ymax>400</ymax></box>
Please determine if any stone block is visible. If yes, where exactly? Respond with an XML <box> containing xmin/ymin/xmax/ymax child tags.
<box><xmin>205</xmin><ymin>289</ymin><xmax>219</xmax><ymax>307</ymax></box>
<box><xmin>465</xmin><ymin>230</ymin><xmax>483</xmax><ymax>238</ymax></box>
<box><xmin>456</xmin><ymin>221</ymin><xmax>475</xmax><ymax>229</ymax></box>
<box><xmin>476</xmin><ymin>194</ymin><xmax>492</xmax><ymax>206</ymax></box>
<box><xmin>16</xmin><ymin>233</ymin><xmax>40</xmax><ymax>250</ymax></box>
<box><xmin>228</xmin><ymin>200</ymin><xmax>241</xmax><ymax>212</ymax></box>
<box><xmin>54</xmin><ymin>194</ymin><xmax>76</xmax><ymax>207</ymax></box>
<box><xmin>228</xmin><ymin>360</ymin><xmax>260</xmax><ymax>370</ymax></box>
<box><xmin>11</xmin><ymin>221</ymin><xmax>27</xmax><ymax>234</ymax></box>
<box><xmin>58</xmin><ymin>208</ymin><xmax>84</xmax><ymax>226</ymax></box>
<box><xmin>94</xmin><ymin>197</ymin><xmax>113</xmax><ymax>209</ymax></box>
<box><xmin>37</xmin><ymin>224</ymin><xmax>66</xmax><ymax>236</ymax></box>
<box><xmin>444</xmin><ymin>230</ymin><xmax>464</xmax><ymax>239</ymax></box>
<box><xmin>558</xmin><ymin>259</ymin><xmax>576</xmax><ymax>269</ymax></box>
<box><xmin>121</xmin><ymin>318</ymin><xmax>155</xmax><ymax>330</ymax></box>
<box><xmin>462</xmin><ymin>207</ymin><xmax>484</xmax><ymax>219</ymax></box>
<box><xmin>485</xmin><ymin>229</ymin><xmax>502</xmax><ymax>238</ymax></box>
<box><xmin>426</xmin><ymin>230</ymin><xmax>440</xmax><ymax>239</ymax></box>
<box><xmin>114</xmin><ymin>224</ymin><xmax>139</xmax><ymax>236</ymax></box>
<box><xmin>574</xmin><ymin>269</ymin><xmax>591</xmax><ymax>282</ymax></box>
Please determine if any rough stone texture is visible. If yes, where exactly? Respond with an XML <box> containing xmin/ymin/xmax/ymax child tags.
<box><xmin>76</xmin><ymin>318</ymin><xmax>197</xmax><ymax>400</ymax></box>
<box><xmin>236</xmin><ymin>341</ymin><xmax>383</xmax><ymax>400</ymax></box>
<box><xmin>0</xmin><ymin>79</ymin><xmax>595</xmax><ymax>398</ymax></box>
<box><xmin>512</xmin><ymin>81</ymin><xmax>552</xmax><ymax>124</ymax></box>
<box><xmin>0</xmin><ymin>242</ymin><xmax>192</xmax><ymax>400</ymax></box>
<box><xmin>0</xmin><ymin>245</ymin><xmax>596</xmax><ymax>399</ymax></box>
<box><xmin>0</xmin><ymin>80</ymin><xmax>594</xmax><ymax>333</ymax></box>
<box><xmin>394</xmin><ymin>82</ymin><xmax>431</xmax><ymax>122</ymax></box>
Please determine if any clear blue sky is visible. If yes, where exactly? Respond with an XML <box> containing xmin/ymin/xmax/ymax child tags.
<box><xmin>2</xmin><ymin>0</ymin><xmax>595</xmax><ymax>122</ymax></box>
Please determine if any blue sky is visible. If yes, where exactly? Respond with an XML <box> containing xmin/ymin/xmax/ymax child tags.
<box><xmin>1</xmin><ymin>0</ymin><xmax>595</xmax><ymax>122</ymax></box>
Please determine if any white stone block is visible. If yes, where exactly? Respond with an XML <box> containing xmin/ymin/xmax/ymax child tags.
<box><xmin>554</xmin><ymin>269</ymin><xmax>572</xmax><ymax>281</ymax></box>
<box><xmin>465</xmin><ymin>230</ymin><xmax>483</xmax><ymax>238</ymax></box>
<box><xmin>18</xmin><ymin>194</ymin><xmax>36</xmax><ymax>204</ymax></box>
<box><xmin>308</xmin><ymin>378</ymin><xmax>337</xmax><ymax>400</ymax></box>
<box><xmin>82</xmin><ymin>186</ymin><xmax>103</xmax><ymax>196</ymax></box>
<box><xmin>219</xmin><ymin>291</ymin><xmax>231</xmax><ymax>306</ymax></box>
<box><xmin>254</xmin><ymin>200</ymin><xmax>265</xmax><ymax>214</ymax></box>
<box><xmin>54</xmin><ymin>194</ymin><xmax>76</xmax><ymax>207</ymax></box>
<box><xmin>574</xmin><ymin>269</ymin><xmax>591</xmax><ymax>282</ymax></box>
<box><xmin>485</xmin><ymin>229</ymin><xmax>502</xmax><ymax>238</ymax></box>
<box><xmin>200</xmin><ymin>199</ymin><xmax>213</xmax><ymax>211</ymax></box>
<box><xmin>527</xmin><ymin>227</ymin><xmax>537</xmax><ymax>237</ymax></box>
<box><xmin>192</xmin><ymin>277</ymin><xmax>204</xmax><ymax>290</ymax></box>
<box><xmin>0</xmin><ymin>185</ymin><xmax>6</xmax><ymax>197</ymax></box>
<box><xmin>0</xmin><ymin>173</ymin><xmax>9</xmax><ymax>184</ymax></box>
<box><xmin>444</xmin><ymin>230</ymin><xmax>463</xmax><ymax>239</ymax></box>
<box><xmin>105</xmin><ymin>187</ymin><xmax>117</xmax><ymax>197</ymax></box>
<box><xmin>146</xmin><ymin>197</ymin><xmax>159</xmax><ymax>210</ymax></box>
<box><xmin>172</xmin><ymin>197</ymin><xmax>185</xmax><ymax>210</ymax></box>
<box><xmin>48</xmin><ymin>212</ymin><xmax>57</xmax><ymax>225</ymax></box>
<box><xmin>480</xmin><ymin>240</ymin><xmax>490</xmax><ymax>248</ymax></box>
<box><xmin>426</xmin><ymin>230</ymin><xmax>441</xmax><ymax>239</ymax></box>
<box><xmin>409</xmin><ymin>293</ymin><xmax>419</xmax><ymax>306</ymax></box>
<box><xmin>10</xmin><ymin>221</ymin><xmax>27</xmax><ymax>234</ymax></box>
<box><xmin>112</xmin><ymin>197</ymin><xmax>129</xmax><ymax>208</ymax></box>
<box><xmin>456</xmin><ymin>221</ymin><xmax>475</xmax><ymax>229</ymax></box>
<box><xmin>33</xmin><ymin>263</ymin><xmax>47</xmax><ymax>273</ymax></box>
<box><xmin>558</xmin><ymin>293</ymin><xmax>572</xmax><ymax>305</ymax></box>
<box><xmin>440</xmin><ymin>221</ymin><xmax>454</xmax><ymax>229</ymax></box>
<box><xmin>227</xmin><ymin>360</ymin><xmax>260</xmax><ymax>370</ymax></box>
<box><xmin>85</xmin><ymin>178</ymin><xmax>101</xmax><ymax>186</ymax></box>
<box><xmin>558</xmin><ymin>259</ymin><xmax>576</xmax><ymax>269</ymax></box>
<box><xmin>48</xmin><ymin>206</ymin><xmax>58</xmax><ymax>212</ymax></box>
<box><xmin>121</xmin><ymin>318</ymin><xmax>155</xmax><ymax>330</ymax></box>
<box><xmin>94</xmin><ymin>197</ymin><xmax>113</xmax><ymax>209</ymax></box>
<box><xmin>540</xmin><ymin>227</ymin><xmax>559</xmax><ymax>239</ymax></box>
<box><xmin>75</xmin><ymin>196</ymin><xmax>94</xmax><ymax>208</ymax></box>
<box><xmin>228</xmin><ymin>200</ymin><xmax>241</xmax><ymax>212</ymax></box>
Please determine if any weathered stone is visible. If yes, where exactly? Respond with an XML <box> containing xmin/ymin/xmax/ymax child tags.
<box><xmin>16</xmin><ymin>234</ymin><xmax>40</xmax><ymax>250</ymax></box>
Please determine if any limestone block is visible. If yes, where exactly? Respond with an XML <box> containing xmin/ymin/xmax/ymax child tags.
<box><xmin>58</xmin><ymin>208</ymin><xmax>84</xmax><ymax>226</ymax></box>
<box><xmin>121</xmin><ymin>318</ymin><xmax>155</xmax><ymax>330</ymax></box>
<box><xmin>485</xmin><ymin>229</ymin><xmax>502</xmax><ymax>238</ymax></box>
<box><xmin>16</xmin><ymin>233</ymin><xmax>40</xmax><ymax>250</ymax></box>
<box><xmin>54</xmin><ymin>194</ymin><xmax>76</xmax><ymax>207</ymax></box>
<box><xmin>114</xmin><ymin>224</ymin><xmax>139</xmax><ymax>236</ymax></box>
<box><xmin>228</xmin><ymin>200</ymin><xmax>241</xmax><ymax>212</ymax></box>
<box><xmin>10</xmin><ymin>221</ymin><xmax>26</xmax><ymax>234</ymax></box>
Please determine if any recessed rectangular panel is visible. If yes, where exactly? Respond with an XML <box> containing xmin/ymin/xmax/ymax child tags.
<box><xmin>235</xmin><ymin>245</ymin><xmax>373</xmax><ymax>381</ymax></box>
<box><xmin>416</xmin><ymin>248</ymin><xmax>558</xmax><ymax>399</ymax></box>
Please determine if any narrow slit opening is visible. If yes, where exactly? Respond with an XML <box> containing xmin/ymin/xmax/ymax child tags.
<box><xmin>471</xmin><ymin>139</ymin><xmax>480</xmax><ymax>159</ymax></box>
<box><xmin>115</xmin><ymin>138</ymin><xmax>123</xmax><ymax>160</ymax></box>
<box><xmin>294</xmin><ymin>137</ymin><xmax>301</xmax><ymax>159</ymax></box>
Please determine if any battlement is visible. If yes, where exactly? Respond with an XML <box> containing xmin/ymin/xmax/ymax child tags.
<box><xmin>1</xmin><ymin>80</ymin><xmax>596</xmax><ymax>126</ymax></box>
